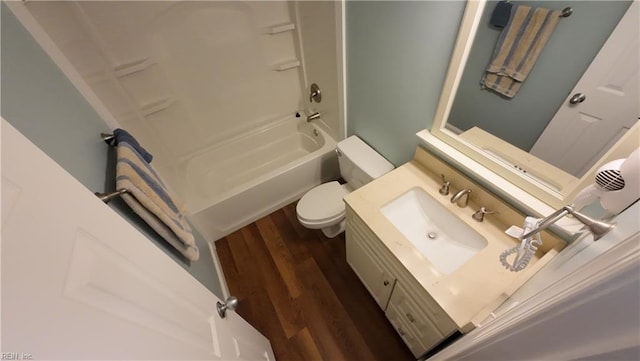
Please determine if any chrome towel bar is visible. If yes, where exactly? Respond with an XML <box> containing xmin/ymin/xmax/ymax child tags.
<box><xmin>95</xmin><ymin>188</ymin><xmax>129</xmax><ymax>203</ymax></box>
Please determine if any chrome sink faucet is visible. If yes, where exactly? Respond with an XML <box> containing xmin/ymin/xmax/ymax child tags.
<box><xmin>450</xmin><ymin>188</ymin><xmax>472</xmax><ymax>207</ymax></box>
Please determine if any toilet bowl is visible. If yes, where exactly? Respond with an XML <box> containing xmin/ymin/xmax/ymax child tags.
<box><xmin>296</xmin><ymin>181</ymin><xmax>352</xmax><ymax>238</ymax></box>
<box><xmin>296</xmin><ymin>136</ymin><xmax>394</xmax><ymax>238</ymax></box>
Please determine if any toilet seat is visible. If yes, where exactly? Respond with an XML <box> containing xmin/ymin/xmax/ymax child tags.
<box><xmin>297</xmin><ymin>181</ymin><xmax>350</xmax><ymax>226</ymax></box>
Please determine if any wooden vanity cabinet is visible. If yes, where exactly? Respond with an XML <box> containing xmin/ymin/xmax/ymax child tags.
<box><xmin>386</xmin><ymin>281</ymin><xmax>446</xmax><ymax>356</ymax></box>
<box><xmin>346</xmin><ymin>208</ymin><xmax>457</xmax><ymax>358</ymax></box>
<box><xmin>345</xmin><ymin>228</ymin><xmax>396</xmax><ymax>309</ymax></box>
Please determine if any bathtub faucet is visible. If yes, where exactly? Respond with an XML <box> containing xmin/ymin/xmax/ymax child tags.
<box><xmin>306</xmin><ymin>111</ymin><xmax>321</xmax><ymax>122</ymax></box>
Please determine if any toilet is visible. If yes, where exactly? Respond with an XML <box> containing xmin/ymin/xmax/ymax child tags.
<box><xmin>296</xmin><ymin>136</ymin><xmax>394</xmax><ymax>238</ymax></box>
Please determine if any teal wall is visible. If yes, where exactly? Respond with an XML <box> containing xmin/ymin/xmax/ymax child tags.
<box><xmin>1</xmin><ymin>4</ymin><xmax>224</xmax><ymax>298</ymax></box>
<box><xmin>346</xmin><ymin>1</ymin><xmax>466</xmax><ymax>166</ymax></box>
<box><xmin>448</xmin><ymin>0</ymin><xmax>632</xmax><ymax>151</ymax></box>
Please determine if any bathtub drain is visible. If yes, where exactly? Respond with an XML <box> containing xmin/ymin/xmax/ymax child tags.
<box><xmin>427</xmin><ymin>232</ymin><xmax>438</xmax><ymax>240</ymax></box>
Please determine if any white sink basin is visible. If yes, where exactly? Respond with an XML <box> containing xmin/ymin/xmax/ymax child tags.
<box><xmin>381</xmin><ymin>187</ymin><xmax>488</xmax><ymax>274</ymax></box>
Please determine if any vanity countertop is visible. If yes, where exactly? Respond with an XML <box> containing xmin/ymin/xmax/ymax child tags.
<box><xmin>343</xmin><ymin>150</ymin><xmax>563</xmax><ymax>331</ymax></box>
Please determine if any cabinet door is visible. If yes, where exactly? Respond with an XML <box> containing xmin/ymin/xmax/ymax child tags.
<box><xmin>386</xmin><ymin>301</ymin><xmax>426</xmax><ymax>358</ymax></box>
<box><xmin>386</xmin><ymin>281</ymin><xmax>444</xmax><ymax>358</ymax></box>
<box><xmin>346</xmin><ymin>235</ymin><xmax>396</xmax><ymax>310</ymax></box>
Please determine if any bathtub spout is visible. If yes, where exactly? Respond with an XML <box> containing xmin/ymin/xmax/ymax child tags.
<box><xmin>306</xmin><ymin>112</ymin><xmax>321</xmax><ymax>122</ymax></box>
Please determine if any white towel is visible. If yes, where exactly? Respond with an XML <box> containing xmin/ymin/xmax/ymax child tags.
<box><xmin>116</xmin><ymin>142</ymin><xmax>199</xmax><ymax>261</ymax></box>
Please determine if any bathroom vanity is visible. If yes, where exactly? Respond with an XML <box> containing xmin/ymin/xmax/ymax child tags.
<box><xmin>344</xmin><ymin>147</ymin><xmax>565</xmax><ymax>358</ymax></box>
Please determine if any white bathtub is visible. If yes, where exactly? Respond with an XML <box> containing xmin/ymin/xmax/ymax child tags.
<box><xmin>185</xmin><ymin>116</ymin><xmax>339</xmax><ymax>241</ymax></box>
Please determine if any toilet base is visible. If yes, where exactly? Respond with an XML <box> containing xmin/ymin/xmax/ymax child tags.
<box><xmin>320</xmin><ymin>220</ymin><xmax>345</xmax><ymax>238</ymax></box>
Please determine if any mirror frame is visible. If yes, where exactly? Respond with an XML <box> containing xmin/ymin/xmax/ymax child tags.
<box><xmin>426</xmin><ymin>0</ymin><xmax>639</xmax><ymax>209</ymax></box>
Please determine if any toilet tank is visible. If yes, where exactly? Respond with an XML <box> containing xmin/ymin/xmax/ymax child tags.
<box><xmin>337</xmin><ymin>136</ymin><xmax>394</xmax><ymax>190</ymax></box>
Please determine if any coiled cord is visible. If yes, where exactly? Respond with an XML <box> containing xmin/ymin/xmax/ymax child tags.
<box><xmin>500</xmin><ymin>217</ymin><xmax>543</xmax><ymax>272</ymax></box>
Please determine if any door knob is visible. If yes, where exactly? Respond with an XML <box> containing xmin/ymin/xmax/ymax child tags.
<box><xmin>569</xmin><ymin>93</ymin><xmax>586</xmax><ymax>104</ymax></box>
<box><xmin>217</xmin><ymin>296</ymin><xmax>239</xmax><ymax>318</ymax></box>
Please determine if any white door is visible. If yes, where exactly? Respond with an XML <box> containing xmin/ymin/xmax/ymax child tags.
<box><xmin>0</xmin><ymin>119</ymin><xmax>275</xmax><ymax>361</ymax></box>
<box><xmin>530</xmin><ymin>2</ymin><xmax>639</xmax><ymax>177</ymax></box>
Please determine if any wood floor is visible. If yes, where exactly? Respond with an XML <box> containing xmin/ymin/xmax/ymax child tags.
<box><xmin>216</xmin><ymin>202</ymin><xmax>414</xmax><ymax>361</ymax></box>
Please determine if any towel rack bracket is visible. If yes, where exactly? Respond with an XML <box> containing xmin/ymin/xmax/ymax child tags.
<box><xmin>560</xmin><ymin>7</ymin><xmax>573</xmax><ymax>18</ymax></box>
<box><xmin>95</xmin><ymin>188</ymin><xmax>129</xmax><ymax>203</ymax></box>
<box><xmin>101</xmin><ymin>132</ymin><xmax>115</xmax><ymax>146</ymax></box>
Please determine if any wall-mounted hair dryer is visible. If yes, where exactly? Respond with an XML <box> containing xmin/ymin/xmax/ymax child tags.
<box><xmin>572</xmin><ymin>148</ymin><xmax>640</xmax><ymax>216</ymax></box>
<box><xmin>500</xmin><ymin>149</ymin><xmax>638</xmax><ymax>272</ymax></box>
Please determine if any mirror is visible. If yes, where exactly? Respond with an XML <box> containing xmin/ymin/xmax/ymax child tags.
<box><xmin>428</xmin><ymin>0</ymin><xmax>639</xmax><ymax>209</ymax></box>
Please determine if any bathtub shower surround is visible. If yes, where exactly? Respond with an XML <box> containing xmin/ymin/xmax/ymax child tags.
<box><xmin>22</xmin><ymin>1</ymin><xmax>342</xmax><ymax>241</ymax></box>
<box><xmin>188</xmin><ymin>117</ymin><xmax>339</xmax><ymax>241</ymax></box>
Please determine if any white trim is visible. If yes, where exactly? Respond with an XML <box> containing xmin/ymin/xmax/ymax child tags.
<box><xmin>0</xmin><ymin>117</ymin><xmax>3</xmax><ymax>350</ymax></box>
<box><xmin>5</xmin><ymin>1</ymin><xmax>122</xmax><ymax>130</ymax></box>
<box><xmin>336</xmin><ymin>0</ymin><xmax>347</xmax><ymax>140</ymax></box>
<box><xmin>292</xmin><ymin>1</ymin><xmax>309</xmax><ymax>90</ymax></box>
<box><xmin>430</xmin><ymin>0</ymin><xmax>486</xmax><ymax>134</ymax></box>
<box><xmin>207</xmin><ymin>241</ymin><xmax>231</xmax><ymax>300</ymax></box>
<box><xmin>430</xmin><ymin>226</ymin><xmax>640</xmax><ymax>360</ymax></box>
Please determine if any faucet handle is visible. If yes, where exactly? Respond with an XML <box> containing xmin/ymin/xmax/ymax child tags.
<box><xmin>439</xmin><ymin>174</ymin><xmax>451</xmax><ymax>196</ymax></box>
<box><xmin>472</xmin><ymin>207</ymin><xmax>496</xmax><ymax>222</ymax></box>
<box><xmin>309</xmin><ymin>83</ymin><xmax>322</xmax><ymax>103</ymax></box>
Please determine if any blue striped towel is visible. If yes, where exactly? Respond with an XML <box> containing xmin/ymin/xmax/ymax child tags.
<box><xmin>481</xmin><ymin>4</ymin><xmax>561</xmax><ymax>98</ymax></box>
<box><xmin>113</xmin><ymin>128</ymin><xmax>153</xmax><ymax>163</ymax></box>
<box><xmin>116</xmin><ymin>142</ymin><xmax>199</xmax><ymax>261</ymax></box>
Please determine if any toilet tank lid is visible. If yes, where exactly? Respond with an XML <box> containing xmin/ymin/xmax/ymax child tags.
<box><xmin>337</xmin><ymin>136</ymin><xmax>394</xmax><ymax>178</ymax></box>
